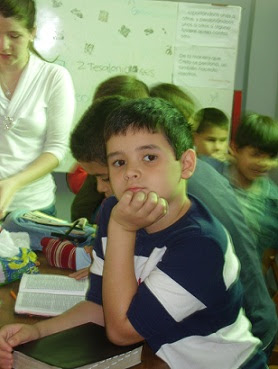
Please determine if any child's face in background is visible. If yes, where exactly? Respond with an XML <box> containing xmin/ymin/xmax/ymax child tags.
<box><xmin>79</xmin><ymin>161</ymin><xmax>113</xmax><ymax>198</ymax></box>
<box><xmin>194</xmin><ymin>126</ymin><xmax>228</xmax><ymax>161</ymax></box>
<box><xmin>106</xmin><ymin>128</ymin><xmax>190</xmax><ymax>206</ymax></box>
<box><xmin>232</xmin><ymin>145</ymin><xmax>277</xmax><ymax>185</ymax></box>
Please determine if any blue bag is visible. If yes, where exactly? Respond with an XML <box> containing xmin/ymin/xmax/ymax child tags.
<box><xmin>2</xmin><ymin>209</ymin><xmax>97</xmax><ymax>251</ymax></box>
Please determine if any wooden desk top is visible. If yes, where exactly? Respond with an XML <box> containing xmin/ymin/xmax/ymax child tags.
<box><xmin>0</xmin><ymin>252</ymin><xmax>169</xmax><ymax>369</ymax></box>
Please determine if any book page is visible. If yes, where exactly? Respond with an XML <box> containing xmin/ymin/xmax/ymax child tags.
<box><xmin>19</xmin><ymin>274</ymin><xmax>89</xmax><ymax>295</ymax></box>
<box><xmin>15</xmin><ymin>292</ymin><xmax>86</xmax><ymax>317</ymax></box>
<box><xmin>13</xmin><ymin>345</ymin><xmax>143</xmax><ymax>369</ymax></box>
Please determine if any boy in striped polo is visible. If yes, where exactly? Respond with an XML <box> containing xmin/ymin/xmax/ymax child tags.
<box><xmin>86</xmin><ymin>97</ymin><xmax>267</xmax><ymax>369</ymax></box>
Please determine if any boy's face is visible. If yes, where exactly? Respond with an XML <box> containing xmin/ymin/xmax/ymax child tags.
<box><xmin>194</xmin><ymin>126</ymin><xmax>228</xmax><ymax>160</ymax></box>
<box><xmin>232</xmin><ymin>145</ymin><xmax>277</xmax><ymax>184</ymax></box>
<box><xmin>106</xmin><ymin>128</ymin><xmax>195</xmax><ymax>205</ymax></box>
<box><xmin>79</xmin><ymin>161</ymin><xmax>113</xmax><ymax>198</ymax></box>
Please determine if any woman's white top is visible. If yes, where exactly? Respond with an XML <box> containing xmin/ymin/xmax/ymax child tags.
<box><xmin>0</xmin><ymin>53</ymin><xmax>75</xmax><ymax>211</ymax></box>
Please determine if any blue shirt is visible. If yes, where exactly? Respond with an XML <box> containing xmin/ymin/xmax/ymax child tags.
<box><xmin>188</xmin><ymin>158</ymin><xmax>278</xmax><ymax>351</ymax></box>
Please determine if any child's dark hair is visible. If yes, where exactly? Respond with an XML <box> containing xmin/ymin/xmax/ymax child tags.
<box><xmin>93</xmin><ymin>75</ymin><xmax>149</xmax><ymax>101</ymax></box>
<box><xmin>0</xmin><ymin>0</ymin><xmax>45</xmax><ymax>59</ymax></box>
<box><xmin>70</xmin><ymin>96</ymin><xmax>128</xmax><ymax>164</ymax></box>
<box><xmin>150</xmin><ymin>83</ymin><xmax>195</xmax><ymax>121</ymax></box>
<box><xmin>235</xmin><ymin>113</ymin><xmax>278</xmax><ymax>156</ymax></box>
<box><xmin>104</xmin><ymin>97</ymin><xmax>193</xmax><ymax>159</ymax></box>
<box><xmin>194</xmin><ymin>107</ymin><xmax>229</xmax><ymax>133</ymax></box>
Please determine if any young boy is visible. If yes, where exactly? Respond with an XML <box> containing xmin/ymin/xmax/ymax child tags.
<box><xmin>193</xmin><ymin>107</ymin><xmax>229</xmax><ymax>161</ymax></box>
<box><xmin>91</xmin><ymin>97</ymin><xmax>266</xmax><ymax>368</ymax></box>
<box><xmin>207</xmin><ymin>113</ymin><xmax>278</xmax><ymax>260</ymax></box>
<box><xmin>0</xmin><ymin>99</ymin><xmax>267</xmax><ymax>369</ymax></box>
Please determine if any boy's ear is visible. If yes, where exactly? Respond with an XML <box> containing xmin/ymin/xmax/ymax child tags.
<box><xmin>31</xmin><ymin>26</ymin><xmax>37</xmax><ymax>42</ymax></box>
<box><xmin>229</xmin><ymin>141</ymin><xmax>238</xmax><ymax>157</ymax></box>
<box><xmin>180</xmin><ymin>149</ymin><xmax>196</xmax><ymax>179</ymax></box>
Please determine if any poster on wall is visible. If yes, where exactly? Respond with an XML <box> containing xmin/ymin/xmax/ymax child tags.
<box><xmin>173</xmin><ymin>3</ymin><xmax>241</xmax><ymax>115</ymax></box>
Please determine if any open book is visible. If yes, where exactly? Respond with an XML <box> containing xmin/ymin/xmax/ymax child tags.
<box><xmin>13</xmin><ymin>323</ymin><xmax>143</xmax><ymax>369</ymax></box>
<box><xmin>15</xmin><ymin>273</ymin><xmax>89</xmax><ymax>317</ymax></box>
<box><xmin>22</xmin><ymin>211</ymin><xmax>87</xmax><ymax>228</ymax></box>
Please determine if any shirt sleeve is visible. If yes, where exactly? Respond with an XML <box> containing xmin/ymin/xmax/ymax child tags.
<box><xmin>86</xmin><ymin>197</ymin><xmax>118</xmax><ymax>304</ymax></box>
<box><xmin>43</xmin><ymin>65</ymin><xmax>76</xmax><ymax>162</ymax></box>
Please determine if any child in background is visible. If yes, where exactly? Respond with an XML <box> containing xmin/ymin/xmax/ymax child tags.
<box><xmin>220</xmin><ymin>113</ymin><xmax>278</xmax><ymax>260</ymax></box>
<box><xmin>150</xmin><ymin>82</ymin><xmax>195</xmax><ymax>121</ymax></box>
<box><xmin>193</xmin><ymin>107</ymin><xmax>229</xmax><ymax>161</ymax></box>
<box><xmin>41</xmin><ymin>96</ymin><xmax>126</xmax><ymax>272</ymax></box>
<box><xmin>203</xmin><ymin>114</ymin><xmax>278</xmax><ymax>359</ymax></box>
<box><xmin>0</xmin><ymin>98</ymin><xmax>267</xmax><ymax>369</ymax></box>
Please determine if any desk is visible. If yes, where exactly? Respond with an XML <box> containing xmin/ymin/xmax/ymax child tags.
<box><xmin>0</xmin><ymin>252</ymin><xmax>169</xmax><ymax>369</ymax></box>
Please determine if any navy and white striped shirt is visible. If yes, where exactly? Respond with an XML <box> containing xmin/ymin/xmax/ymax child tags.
<box><xmin>87</xmin><ymin>195</ymin><xmax>266</xmax><ymax>369</ymax></box>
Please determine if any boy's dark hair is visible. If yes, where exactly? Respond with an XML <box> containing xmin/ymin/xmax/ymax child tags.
<box><xmin>235</xmin><ymin>113</ymin><xmax>278</xmax><ymax>156</ymax></box>
<box><xmin>150</xmin><ymin>83</ymin><xmax>195</xmax><ymax>121</ymax></box>
<box><xmin>70</xmin><ymin>96</ymin><xmax>127</xmax><ymax>164</ymax></box>
<box><xmin>104</xmin><ymin>97</ymin><xmax>193</xmax><ymax>159</ymax></box>
<box><xmin>194</xmin><ymin>107</ymin><xmax>229</xmax><ymax>133</ymax></box>
<box><xmin>93</xmin><ymin>75</ymin><xmax>149</xmax><ymax>101</ymax></box>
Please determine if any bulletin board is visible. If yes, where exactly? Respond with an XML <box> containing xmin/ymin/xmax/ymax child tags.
<box><xmin>34</xmin><ymin>0</ymin><xmax>242</xmax><ymax>171</ymax></box>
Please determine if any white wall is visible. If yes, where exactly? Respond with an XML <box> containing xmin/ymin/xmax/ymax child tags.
<box><xmin>245</xmin><ymin>0</ymin><xmax>278</xmax><ymax>118</ymax></box>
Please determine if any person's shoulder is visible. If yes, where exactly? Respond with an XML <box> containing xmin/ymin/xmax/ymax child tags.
<box><xmin>100</xmin><ymin>196</ymin><xmax>118</xmax><ymax>214</ymax></box>
<box><xmin>183</xmin><ymin>195</ymin><xmax>227</xmax><ymax>240</ymax></box>
<box><xmin>96</xmin><ymin>196</ymin><xmax>118</xmax><ymax>232</ymax></box>
<box><xmin>30</xmin><ymin>53</ymin><xmax>71</xmax><ymax>78</ymax></box>
<box><xmin>190</xmin><ymin>157</ymin><xmax>230</xmax><ymax>189</ymax></box>
<box><xmin>198</xmin><ymin>156</ymin><xmax>227</xmax><ymax>173</ymax></box>
<box><xmin>265</xmin><ymin>176</ymin><xmax>278</xmax><ymax>199</ymax></box>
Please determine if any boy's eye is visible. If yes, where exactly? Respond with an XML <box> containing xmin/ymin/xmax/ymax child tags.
<box><xmin>113</xmin><ymin>159</ymin><xmax>125</xmax><ymax>167</ymax></box>
<box><xmin>143</xmin><ymin>154</ymin><xmax>157</xmax><ymax>162</ymax></box>
<box><xmin>102</xmin><ymin>177</ymin><xmax>110</xmax><ymax>183</ymax></box>
<box><xmin>9</xmin><ymin>32</ymin><xmax>20</xmax><ymax>38</ymax></box>
<box><xmin>206</xmin><ymin>138</ymin><xmax>216</xmax><ymax>142</ymax></box>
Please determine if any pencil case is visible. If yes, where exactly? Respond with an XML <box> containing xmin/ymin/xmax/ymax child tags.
<box><xmin>1</xmin><ymin>209</ymin><xmax>97</xmax><ymax>251</ymax></box>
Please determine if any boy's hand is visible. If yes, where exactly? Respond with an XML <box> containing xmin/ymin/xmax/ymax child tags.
<box><xmin>110</xmin><ymin>191</ymin><xmax>168</xmax><ymax>232</ymax></box>
<box><xmin>0</xmin><ymin>323</ymin><xmax>40</xmax><ymax>369</ymax></box>
<box><xmin>69</xmin><ymin>267</ymin><xmax>90</xmax><ymax>280</ymax></box>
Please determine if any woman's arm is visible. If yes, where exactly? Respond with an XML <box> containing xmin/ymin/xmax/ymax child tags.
<box><xmin>0</xmin><ymin>152</ymin><xmax>58</xmax><ymax>219</ymax></box>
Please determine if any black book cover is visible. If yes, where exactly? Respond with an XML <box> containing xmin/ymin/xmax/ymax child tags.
<box><xmin>13</xmin><ymin>323</ymin><xmax>143</xmax><ymax>369</ymax></box>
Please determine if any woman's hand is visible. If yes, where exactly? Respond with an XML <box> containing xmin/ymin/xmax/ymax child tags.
<box><xmin>0</xmin><ymin>178</ymin><xmax>19</xmax><ymax>219</ymax></box>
